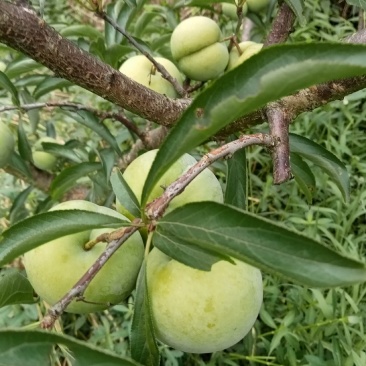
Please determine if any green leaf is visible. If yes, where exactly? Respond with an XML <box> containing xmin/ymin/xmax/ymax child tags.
<box><xmin>290</xmin><ymin>152</ymin><xmax>315</xmax><ymax>204</ymax></box>
<box><xmin>153</xmin><ymin>230</ymin><xmax>233</xmax><ymax>271</ymax></box>
<box><xmin>130</xmin><ymin>261</ymin><xmax>160</xmax><ymax>366</ymax></box>
<box><xmin>33</xmin><ymin>77</ymin><xmax>73</xmax><ymax>99</ymax></box>
<box><xmin>41</xmin><ymin>142</ymin><xmax>83</xmax><ymax>163</ymax></box>
<box><xmin>50</xmin><ymin>162</ymin><xmax>102</xmax><ymax>200</ymax></box>
<box><xmin>59</xmin><ymin>25</ymin><xmax>104</xmax><ymax>40</ymax></box>
<box><xmin>289</xmin><ymin>133</ymin><xmax>350</xmax><ymax>201</ymax></box>
<box><xmin>63</xmin><ymin>110</ymin><xmax>122</xmax><ymax>156</ymax></box>
<box><xmin>0</xmin><ymin>268</ymin><xmax>35</xmax><ymax>308</ymax></box>
<box><xmin>105</xmin><ymin>1</ymin><xmax>136</xmax><ymax>47</ymax></box>
<box><xmin>4</xmin><ymin>58</ymin><xmax>42</xmax><ymax>79</ymax></box>
<box><xmin>99</xmin><ymin>148</ymin><xmax>116</xmax><ymax>182</ymax></box>
<box><xmin>0</xmin><ymin>329</ymin><xmax>142</xmax><ymax>366</ymax></box>
<box><xmin>9</xmin><ymin>185</ymin><xmax>33</xmax><ymax>225</ymax></box>
<box><xmin>8</xmin><ymin>152</ymin><xmax>33</xmax><ymax>180</ymax></box>
<box><xmin>104</xmin><ymin>44</ymin><xmax>135</xmax><ymax>68</ymax></box>
<box><xmin>110</xmin><ymin>169</ymin><xmax>141</xmax><ymax>218</ymax></box>
<box><xmin>141</xmin><ymin>43</ymin><xmax>366</xmax><ymax>207</ymax></box>
<box><xmin>0</xmin><ymin>71</ymin><xmax>20</xmax><ymax>106</ymax></box>
<box><xmin>155</xmin><ymin>202</ymin><xmax>366</xmax><ymax>287</ymax></box>
<box><xmin>224</xmin><ymin>142</ymin><xmax>247</xmax><ymax>209</ymax></box>
<box><xmin>284</xmin><ymin>0</ymin><xmax>306</xmax><ymax>26</ymax></box>
<box><xmin>17</xmin><ymin>120</ymin><xmax>32</xmax><ymax>162</ymax></box>
<box><xmin>19</xmin><ymin>90</ymin><xmax>40</xmax><ymax>133</ymax></box>
<box><xmin>0</xmin><ymin>210</ymin><xmax>126</xmax><ymax>266</ymax></box>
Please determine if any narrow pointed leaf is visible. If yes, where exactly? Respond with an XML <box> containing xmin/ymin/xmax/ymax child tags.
<box><xmin>155</xmin><ymin>202</ymin><xmax>366</xmax><ymax>287</ymax></box>
<box><xmin>110</xmin><ymin>169</ymin><xmax>141</xmax><ymax>218</ymax></box>
<box><xmin>63</xmin><ymin>110</ymin><xmax>122</xmax><ymax>156</ymax></box>
<box><xmin>0</xmin><ymin>268</ymin><xmax>35</xmax><ymax>307</ymax></box>
<box><xmin>17</xmin><ymin>120</ymin><xmax>32</xmax><ymax>161</ymax></box>
<box><xmin>142</xmin><ymin>43</ymin><xmax>366</xmax><ymax>207</ymax></box>
<box><xmin>290</xmin><ymin>152</ymin><xmax>316</xmax><ymax>204</ymax></box>
<box><xmin>0</xmin><ymin>329</ymin><xmax>142</xmax><ymax>366</ymax></box>
<box><xmin>50</xmin><ymin>162</ymin><xmax>102</xmax><ymax>200</ymax></box>
<box><xmin>154</xmin><ymin>230</ymin><xmax>233</xmax><ymax>271</ymax></box>
<box><xmin>0</xmin><ymin>210</ymin><xmax>126</xmax><ymax>266</ymax></box>
<box><xmin>225</xmin><ymin>143</ymin><xmax>247</xmax><ymax>209</ymax></box>
<box><xmin>33</xmin><ymin>77</ymin><xmax>72</xmax><ymax>99</ymax></box>
<box><xmin>289</xmin><ymin>133</ymin><xmax>350</xmax><ymax>201</ymax></box>
<box><xmin>0</xmin><ymin>70</ymin><xmax>20</xmax><ymax>106</ymax></box>
<box><xmin>130</xmin><ymin>261</ymin><xmax>160</xmax><ymax>366</ymax></box>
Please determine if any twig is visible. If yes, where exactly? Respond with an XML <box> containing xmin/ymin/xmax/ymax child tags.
<box><xmin>97</xmin><ymin>11</ymin><xmax>186</xmax><ymax>98</ymax></box>
<box><xmin>41</xmin><ymin>219</ymin><xmax>142</xmax><ymax>329</ymax></box>
<box><xmin>264</xmin><ymin>2</ymin><xmax>296</xmax><ymax>46</ymax></box>
<box><xmin>266</xmin><ymin>104</ymin><xmax>292</xmax><ymax>184</ymax></box>
<box><xmin>263</xmin><ymin>2</ymin><xmax>296</xmax><ymax>184</ymax></box>
<box><xmin>145</xmin><ymin>133</ymin><xmax>275</xmax><ymax>220</ymax></box>
<box><xmin>0</xmin><ymin>102</ymin><xmax>144</xmax><ymax>140</ymax></box>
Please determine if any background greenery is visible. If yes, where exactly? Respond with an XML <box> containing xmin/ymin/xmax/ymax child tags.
<box><xmin>0</xmin><ymin>0</ymin><xmax>365</xmax><ymax>365</ymax></box>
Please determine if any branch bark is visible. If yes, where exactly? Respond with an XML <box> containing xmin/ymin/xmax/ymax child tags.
<box><xmin>1</xmin><ymin>1</ymin><xmax>366</xmax><ymax>138</ymax></box>
<box><xmin>0</xmin><ymin>1</ymin><xmax>189</xmax><ymax>126</ymax></box>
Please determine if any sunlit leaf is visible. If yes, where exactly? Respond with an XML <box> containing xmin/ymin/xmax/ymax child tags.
<box><xmin>155</xmin><ymin>202</ymin><xmax>366</xmax><ymax>287</ymax></box>
<box><xmin>0</xmin><ymin>210</ymin><xmax>127</xmax><ymax>266</ymax></box>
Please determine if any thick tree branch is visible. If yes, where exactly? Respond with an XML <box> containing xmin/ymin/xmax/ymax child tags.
<box><xmin>0</xmin><ymin>1</ymin><xmax>189</xmax><ymax>126</ymax></box>
<box><xmin>1</xmin><ymin>0</ymin><xmax>366</xmax><ymax>139</ymax></box>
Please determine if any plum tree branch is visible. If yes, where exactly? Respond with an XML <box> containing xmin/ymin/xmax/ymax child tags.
<box><xmin>41</xmin><ymin>219</ymin><xmax>142</xmax><ymax>329</ymax></box>
<box><xmin>0</xmin><ymin>1</ymin><xmax>190</xmax><ymax>127</ymax></box>
<box><xmin>1</xmin><ymin>0</ymin><xmax>366</xmax><ymax>139</ymax></box>
<box><xmin>146</xmin><ymin>133</ymin><xmax>275</xmax><ymax>220</ymax></box>
<box><xmin>262</xmin><ymin>1</ymin><xmax>296</xmax><ymax>183</ymax></box>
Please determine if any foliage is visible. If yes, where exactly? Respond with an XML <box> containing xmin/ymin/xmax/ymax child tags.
<box><xmin>0</xmin><ymin>0</ymin><xmax>366</xmax><ymax>364</ymax></box>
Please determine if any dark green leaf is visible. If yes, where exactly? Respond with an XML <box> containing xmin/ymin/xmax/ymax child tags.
<box><xmin>290</xmin><ymin>152</ymin><xmax>315</xmax><ymax>204</ymax></box>
<box><xmin>63</xmin><ymin>110</ymin><xmax>122</xmax><ymax>156</ymax></box>
<box><xmin>110</xmin><ymin>169</ymin><xmax>141</xmax><ymax>218</ymax></box>
<box><xmin>154</xmin><ymin>230</ymin><xmax>233</xmax><ymax>271</ymax></box>
<box><xmin>4</xmin><ymin>58</ymin><xmax>42</xmax><ymax>79</ymax></box>
<box><xmin>19</xmin><ymin>90</ymin><xmax>40</xmax><ymax>133</ymax></box>
<box><xmin>131</xmin><ymin>261</ymin><xmax>160</xmax><ymax>366</ymax></box>
<box><xmin>0</xmin><ymin>329</ymin><xmax>142</xmax><ymax>366</ymax></box>
<box><xmin>9</xmin><ymin>185</ymin><xmax>33</xmax><ymax>225</ymax></box>
<box><xmin>99</xmin><ymin>148</ymin><xmax>116</xmax><ymax>182</ymax></box>
<box><xmin>50</xmin><ymin>162</ymin><xmax>102</xmax><ymax>200</ymax></box>
<box><xmin>41</xmin><ymin>142</ymin><xmax>83</xmax><ymax>163</ymax></box>
<box><xmin>0</xmin><ymin>210</ymin><xmax>126</xmax><ymax>266</ymax></box>
<box><xmin>289</xmin><ymin>133</ymin><xmax>349</xmax><ymax>201</ymax></box>
<box><xmin>0</xmin><ymin>269</ymin><xmax>35</xmax><ymax>308</ymax></box>
<box><xmin>8</xmin><ymin>152</ymin><xmax>33</xmax><ymax>180</ymax></box>
<box><xmin>17</xmin><ymin>120</ymin><xmax>32</xmax><ymax>162</ymax></box>
<box><xmin>224</xmin><ymin>142</ymin><xmax>247</xmax><ymax>209</ymax></box>
<box><xmin>104</xmin><ymin>44</ymin><xmax>135</xmax><ymax>68</ymax></box>
<box><xmin>155</xmin><ymin>202</ymin><xmax>366</xmax><ymax>287</ymax></box>
<box><xmin>141</xmin><ymin>43</ymin><xmax>366</xmax><ymax>207</ymax></box>
<box><xmin>0</xmin><ymin>71</ymin><xmax>20</xmax><ymax>106</ymax></box>
<box><xmin>33</xmin><ymin>77</ymin><xmax>73</xmax><ymax>99</ymax></box>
